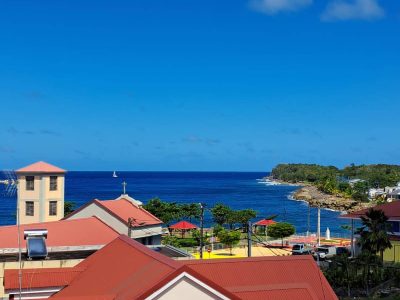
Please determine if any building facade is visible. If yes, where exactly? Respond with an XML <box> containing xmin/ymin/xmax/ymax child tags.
<box><xmin>16</xmin><ymin>161</ymin><xmax>66</xmax><ymax>225</ymax></box>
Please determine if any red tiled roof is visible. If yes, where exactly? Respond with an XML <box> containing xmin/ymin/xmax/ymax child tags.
<box><xmin>65</xmin><ymin>198</ymin><xmax>162</xmax><ymax>226</ymax></box>
<box><xmin>341</xmin><ymin>201</ymin><xmax>400</xmax><ymax>220</ymax></box>
<box><xmin>0</xmin><ymin>217</ymin><xmax>119</xmax><ymax>249</ymax></box>
<box><xmin>254</xmin><ymin>219</ymin><xmax>277</xmax><ymax>226</ymax></box>
<box><xmin>183</xmin><ymin>256</ymin><xmax>338</xmax><ymax>300</ymax></box>
<box><xmin>51</xmin><ymin>235</ymin><xmax>338</xmax><ymax>300</ymax></box>
<box><xmin>51</xmin><ymin>235</ymin><xmax>181</xmax><ymax>300</ymax></box>
<box><xmin>4</xmin><ymin>267</ymin><xmax>84</xmax><ymax>290</ymax></box>
<box><xmin>16</xmin><ymin>161</ymin><xmax>66</xmax><ymax>173</ymax></box>
<box><xmin>169</xmin><ymin>220</ymin><xmax>197</xmax><ymax>230</ymax></box>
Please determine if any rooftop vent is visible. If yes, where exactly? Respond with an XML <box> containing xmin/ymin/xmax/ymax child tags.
<box><xmin>24</xmin><ymin>229</ymin><xmax>48</xmax><ymax>259</ymax></box>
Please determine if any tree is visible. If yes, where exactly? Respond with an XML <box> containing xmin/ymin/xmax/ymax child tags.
<box><xmin>356</xmin><ymin>208</ymin><xmax>392</xmax><ymax>261</ymax></box>
<box><xmin>180</xmin><ymin>203</ymin><xmax>201</xmax><ymax>221</ymax></box>
<box><xmin>267</xmin><ymin>222</ymin><xmax>295</xmax><ymax>247</ymax></box>
<box><xmin>162</xmin><ymin>235</ymin><xmax>180</xmax><ymax>247</ymax></box>
<box><xmin>211</xmin><ymin>203</ymin><xmax>232</xmax><ymax>226</ymax></box>
<box><xmin>235</xmin><ymin>209</ymin><xmax>257</xmax><ymax>232</ymax></box>
<box><xmin>64</xmin><ymin>201</ymin><xmax>75</xmax><ymax>216</ymax></box>
<box><xmin>143</xmin><ymin>198</ymin><xmax>182</xmax><ymax>227</ymax></box>
<box><xmin>217</xmin><ymin>229</ymin><xmax>241</xmax><ymax>255</ymax></box>
<box><xmin>352</xmin><ymin>181</ymin><xmax>369</xmax><ymax>202</ymax></box>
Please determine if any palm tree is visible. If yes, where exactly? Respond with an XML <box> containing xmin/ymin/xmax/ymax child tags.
<box><xmin>356</xmin><ymin>208</ymin><xmax>392</xmax><ymax>261</ymax></box>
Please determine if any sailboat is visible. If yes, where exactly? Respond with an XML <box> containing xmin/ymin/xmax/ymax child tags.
<box><xmin>113</xmin><ymin>171</ymin><xmax>118</xmax><ymax>178</ymax></box>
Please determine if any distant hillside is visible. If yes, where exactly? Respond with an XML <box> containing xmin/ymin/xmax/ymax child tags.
<box><xmin>271</xmin><ymin>163</ymin><xmax>400</xmax><ymax>202</ymax></box>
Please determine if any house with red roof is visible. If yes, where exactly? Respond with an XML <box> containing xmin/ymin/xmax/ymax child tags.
<box><xmin>341</xmin><ymin>200</ymin><xmax>400</xmax><ymax>262</ymax></box>
<box><xmin>16</xmin><ymin>161</ymin><xmax>67</xmax><ymax>225</ymax></box>
<box><xmin>0</xmin><ymin>217</ymin><xmax>120</xmax><ymax>299</ymax></box>
<box><xmin>64</xmin><ymin>195</ymin><xmax>163</xmax><ymax>245</ymax></box>
<box><xmin>6</xmin><ymin>235</ymin><xmax>337</xmax><ymax>300</ymax></box>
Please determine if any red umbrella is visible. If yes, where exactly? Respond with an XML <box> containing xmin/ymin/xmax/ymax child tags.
<box><xmin>254</xmin><ymin>219</ymin><xmax>276</xmax><ymax>226</ymax></box>
<box><xmin>254</xmin><ymin>219</ymin><xmax>276</xmax><ymax>237</ymax></box>
<box><xmin>169</xmin><ymin>221</ymin><xmax>198</xmax><ymax>238</ymax></box>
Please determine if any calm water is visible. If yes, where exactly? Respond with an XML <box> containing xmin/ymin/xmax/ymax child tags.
<box><xmin>0</xmin><ymin>171</ymin><xmax>350</xmax><ymax>236</ymax></box>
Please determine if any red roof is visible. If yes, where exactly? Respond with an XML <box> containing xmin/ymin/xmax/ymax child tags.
<box><xmin>65</xmin><ymin>198</ymin><xmax>162</xmax><ymax>227</ymax></box>
<box><xmin>254</xmin><ymin>219</ymin><xmax>277</xmax><ymax>226</ymax></box>
<box><xmin>183</xmin><ymin>256</ymin><xmax>337</xmax><ymax>300</ymax></box>
<box><xmin>51</xmin><ymin>235</ymin><xmax>338</xmax><ymax>300</ymax></box>
<box><xmin>169</xmin><ymin>220</ymin><xmax>197</xmax><ymax>230</ymax></box>
<box><xmin>51</xmin><ymin>235</ymin><xmax>181</xmax><ymax>299</ymax></box>
<box><xmin>341</xmin><ymin>201</ymin><xmax>400</xmax><ymax>220</ymax></box>
<box><xmin>4</xmin><ymin>267</ymin><xmax>84</xmax><ymax>290</ymax></box>
<box><xmin>16</xmin><ymin>161</ymin><xmax>66</xmax><ymax>173</ymax></box>
<box><xmin>0</xmin><ymin>217</ymin><xmax>119</xmax><ymax>249</ymax></box>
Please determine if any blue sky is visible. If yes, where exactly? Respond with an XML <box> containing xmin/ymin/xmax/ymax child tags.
<box><xmin>1</xmin><ymin>0</ymin><xmax>399</xmax><ymax>171</ymax></box>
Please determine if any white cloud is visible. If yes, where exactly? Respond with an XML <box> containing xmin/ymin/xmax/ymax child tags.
<box><xmin>249</xmin><ymin>0</ymin><xmax>313</xmax><ymax>15</ymax></box>
<box><xmin>321</xmin><ymin>0</ymin><xmax>384</xmax><ymax>21</ymax></box>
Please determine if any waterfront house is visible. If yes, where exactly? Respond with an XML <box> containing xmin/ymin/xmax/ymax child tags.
<box><xmin>341</xmin><ymin>201</ymin><xmax>400</xmax><ymax>262</ymax></box>
<box><xmin>64</xmin><ymin>195</ymin><xmax>163</xmax><ymax>245</ymax></box>
<box><xmin>11</xmin><ymin>235</ymin><xmax>337</xmax><ymax>299</ymax></box>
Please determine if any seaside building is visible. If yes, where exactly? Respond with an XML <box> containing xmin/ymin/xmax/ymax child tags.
<box><xmin>0</xmin><ymin>217</ymin><xmax>120</xmax><ymax>299</ymax></box>
<box><xmin>7</xmin><ymin>235</ymin><xmax>337</xmax><ymax>299</ymax></box>
<box><xmin>64</xmin><ymin>195</ymin><xmax>163</xmax><ymax>245</ymax></box>
<box><xmin>16</xmin><ymin>161</ymin><xmax>66</xmax><ymax>225</ymax></box>
<box><xmin>341</xmin><ymin>201</ymin><xmax>400</xmax><ymax>262</ymax></box>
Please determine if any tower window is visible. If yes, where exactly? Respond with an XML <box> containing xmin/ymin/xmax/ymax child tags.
<box><xmin>26</xmin><ymin>201</ymin><xmax>34</xmax><ymax>216</ymax></box>
<box><xmin>49</xmin><ymin>201</ymin><xmax>57</xmax><ymax>216</ymax></box>
<box><xmin>50</xmin><ymin>176</ymin><xmax>58</xmax><ymax>191</ymax></box>
<box><xmin>26</xmin><ymin>176</ymin><xmax>34</xmax><ymax>191</ymax></box>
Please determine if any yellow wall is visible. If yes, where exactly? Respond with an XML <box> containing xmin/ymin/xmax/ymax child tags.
<box><xmin>18</xmin><ymin>174</ymin><xmax>65</xmax><ymax>224</ymax></box>
<box><xmin>0</xmin><ymin>259</ymin><xmax>82</xmax><ymax>298</ymax></box>
<box><xmin>383</xmin><ymin>240</ymin><xmax>400</xmax><ymax>263</ymax></box>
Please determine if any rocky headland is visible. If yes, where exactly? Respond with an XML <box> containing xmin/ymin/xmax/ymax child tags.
<box><xmin>292</xmin><ymin>185</ymin><xmax>371</xmax><ymax>212</ymax></box>
<box><xmin>267</xmin><ymin>177</ymin><xmax>371</xmax><ymax>212</ymax></box>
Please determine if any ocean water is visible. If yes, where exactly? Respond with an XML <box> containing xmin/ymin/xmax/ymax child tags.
<box><xmin>0</xmin><ymin>171</ymin><xmax>350</xmax><ymax>236</ymax></box>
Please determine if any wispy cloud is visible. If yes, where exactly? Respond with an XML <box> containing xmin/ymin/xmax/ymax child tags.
<box><xmin>7</xmin><ymin>127</ymin><xmax>61</xmax><ymax>136</ymax></box>
<box><xmin>249</xmin><ymin>0</ymin><xmax>313</xmax><ymax>15</ymax></box>
<box><xmin>182</xmin><ymin>136</ymin><xmax>220</xmax><ymax>146</ymax></box>
<box><xmin>321</xmin><ymin>0</ymin><xmax>384</xmax><ymax>21</ymax></box>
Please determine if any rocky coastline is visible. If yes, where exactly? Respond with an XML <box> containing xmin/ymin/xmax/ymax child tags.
<box><xmin>267</xmin><ymin>177</ymin><xmax>371</xmax><ymax>213</ymax></box>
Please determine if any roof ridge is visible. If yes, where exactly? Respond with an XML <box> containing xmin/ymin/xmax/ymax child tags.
<box><xmin>184</xmin><ymin>255</ymin><xmax>311</xmax><ymax>265</ymax></box>
<box><xmin>117</xmin><ymin>235</ymin><xmax>181</xmax><ymax>269</ymax></box>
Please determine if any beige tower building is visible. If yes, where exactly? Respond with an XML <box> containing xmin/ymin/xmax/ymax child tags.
<box><xmin>16</xmin><ymin>161</ymin><xmax>66</xmax><ymax>224</ymax></box>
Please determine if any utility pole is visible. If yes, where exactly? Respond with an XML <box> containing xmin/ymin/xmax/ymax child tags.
<box><xmin>317</xmin><ymin>206</ymin><xmax>321</xmax><ymax>246</ymax></box>
<box><xmin>199</xmin><ymin>203</ymin><xmax>205</xmax><ymax>259</ymax></box>
<box><xmin>307</xmin><ymin>204</ymin><xmax>310</xmax><ymax>237</ymax></box>
<box><xmin>247</xmin><ymin>221</ymin><xmax>252</xmax><ymax>257</ymax></box>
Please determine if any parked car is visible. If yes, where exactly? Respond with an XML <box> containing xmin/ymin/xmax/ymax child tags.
<box><xmin>313</xmin><ymin>245</ymin><xmax>336</xmax><ymax>260</ymax></box>
<box><xmin>291</xmin><ymin>243</ymin><xmax>313</xmax><ymax>255</ymax></box>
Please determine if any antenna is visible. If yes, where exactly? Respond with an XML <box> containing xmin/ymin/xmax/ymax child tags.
<box><xmin>0</xmin><ymin>170</ymin><xmax>22</xmax><ymax>300</ymax></box>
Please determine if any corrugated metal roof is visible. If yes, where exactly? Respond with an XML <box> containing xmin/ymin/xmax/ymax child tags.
<box><xmin>0</xmin><ymin>217</ymin><xmax>119</xmax><ymax>249</ymax></box>
<box><xmin>341</xmin><ymin>201</ymin><xmax>400</xmax><ymax>220</ymax></box>
<box><xmin>183</xmin><ymin>256</ymin><xmax>337</xmax><ymax>300</ymax></box>
<box><xmin>16</xmin><ymin>161</ymin><xmax>66</xmax><ymax>173</ymax></box>
<box><xmin>51</xmin><ymin>235</ymin><xmax>338</xmax><ymax>300</ymax></box>
<box><xmin>51</xmin><ymin>235</ymin><xmax>181</xmax><ymax>299</ymax></box>
<box><xmin>98</xmin><ymin>198</ymin><xmax>162</xmax><ymax>226</ymax></box>
<box><xmin>4</xmin><ymin>267</ymin><xmax>84</xmax><ymax>290</ymax></box>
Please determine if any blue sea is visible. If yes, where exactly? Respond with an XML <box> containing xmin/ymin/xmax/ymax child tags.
<box><xmin>0</xmin><ymin>171</ymin><xmax>350</xmax><ymax>236</ymax></box>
